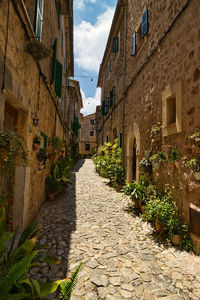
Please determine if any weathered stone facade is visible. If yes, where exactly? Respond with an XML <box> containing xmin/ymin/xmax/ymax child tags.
<box><xmin>0</xmin><ymin>0</ymin><xmax>79</xmax><ymax>229</ymax></box>
<box><xmin>97</xmin><ymin>0</ymin><xmax>200</xmax><ymax>247</ymax></box>
<box><xmin>79</xmin><ymin>113</ymin><xmax>97</xmax><ymax>156</ymax></box>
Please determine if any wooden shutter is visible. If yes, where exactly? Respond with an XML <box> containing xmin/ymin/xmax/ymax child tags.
<box><xmin>132</xmin><ymin>32</ymin><xmax>136</xmax><ymax>56</ymax></box>
<box><xmin>35</xmin><ymin>0</ymin><xmax>44</xmax><ymax>40</ymax></box>
<box><xmin>141</xmin><ymin>8</ymin><xmax>148</xmax><ymax>38</ymax></box>
<box><xmin>51</xmin><ymin>38</ymin><xmax>57</xmax><ymax>83</ymax></box>
<box><xmin>55</xmin><ymin>60</ymin><xmax>63</xmax><ymax>98</ymax></box>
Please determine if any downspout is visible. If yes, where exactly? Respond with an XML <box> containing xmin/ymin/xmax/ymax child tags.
<box><xmin>122</xmin><ymin>3</ymin><xmax>127</xmax><ymax>167</ymax></box>
<box><xmin>2</xmin><ymin>0</ymin><xmax>11</xmax><ymax>92</ymax></box>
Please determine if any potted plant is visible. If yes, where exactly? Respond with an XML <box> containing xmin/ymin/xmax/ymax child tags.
<box><xmin>139</xmin><ymin>157</ymin><xmax>152</xmax><ymax>174</ymax></box>
<box><xmin>33</xmin><ymin>135</ymin><xmax>41</xmax><ymax>151</ymax></box>
<box><xmin>167</xmin><ymin>215</ymin><xmax>183</xmax><ymax>245</ymax></box>
<box><xmin>168</xmin><ymin>147</ymin><xmax>179</xmax><ymax>173</ymax></box>
<box><xmin>185</xmin><ymin>158</ymin><xmax>200</xmax><ymax>180</ymax></box>
<box><xmin>188</xmin><ymin>131</ymin><xmax>200</xmax><ymax>148</ymax></box>
<box><xmin>150</xmin><ymin>151</ymin><xmax>167</xmax><ymax>170</ymax></box>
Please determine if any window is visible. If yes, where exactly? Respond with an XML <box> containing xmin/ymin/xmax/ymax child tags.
<box><xmin>162</xmin><ymin>80</ymin><xmax>182</xmax><ymax>137</ymax></box>
<box><xmin>120</xmin><ymin>133</ymin><xmax>123</xmax><ymax>148</ymax></box>
<box><xmin>85</xmin><ymin>144</ymin><xmax>90</xmax><ymax>151</ymax></box>
<box><xmin>104</xmin><ymin>98</ymin><xmax>109</xmax><ymax>115</ymax></box>
<box><xmin>106</xmin><ymin>135</ymin><xmax>109</xmax><ymax>143</ymax></box>
<box><xmin>35</xmin><ymin>0</ymin><xmax>44</xmax><ymax>41</ymax></box>
<box><xmin>112</xmin><ymin>33</ymin><xmax>120</xmax><ymax>60</ymax></box>
<box><xmin>113</xmin><ymin>128</ymin><xmax>117</xmax><ymax>140</ymax></box>
<box><xmin>90</xmin><ymin>120</ymin><xmax>95</xmax><ymax>125</ymax></box>
<box><xmin>90</xmin><ymin>131</ymin><xmax>94</xmax><ymax>136</ymax></box>
<box><xmin>55</xmin><ymin>60</ymin><xmax>63</xmax><ymax>98</ymax></box>
<box><xmin>132</xmin><ymin>32</ymin><xmax>136</xmax><ymax>56</ymax></box>
<box><xmin>141</xmin><ymin>8</ymin><xmax>148</xmax><ymax>38</ymax></box>
<box><xmin>110</xmin><ymin>86</ymin><xmax>116</xmax><ymax>107</ymax></box>
<box><xmin>166</xmin><ymin>94</ymin><xmax>176</xmax><ymax>125</ymax></box>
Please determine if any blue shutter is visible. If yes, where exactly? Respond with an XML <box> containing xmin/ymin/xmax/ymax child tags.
<box><xmin>141</xmin><ymin>8</ymin><xmax>148</xmax><ymax>38</ymax></box>
<box><xmin>112</xmin><ymin>37</ymin><xmax>119</xmax><ymax>53</ymax></box>
<box><xmin>132</xmin><ymin>32</ymin><xmax>136</xmax><ymax>56</ymax></box>
<box><xmin>35</xmin><ymin>0</ymin><xmax>44</xmax><ymax>40</ymax></box>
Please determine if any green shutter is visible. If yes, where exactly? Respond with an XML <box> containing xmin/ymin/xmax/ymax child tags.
<box><xmin>51</xmin><ymin>38</ymin><xmax>57</xmax><ymax>83</ymax></box>
<box><xmin>58</xmin><ymin>2</ymin><xmax>61</xmax><ymax>28</ymax></box>
<box><xmin>55</xmin><ymin>59</ymin><xmax>63</xmax><ymax>98</ymax></box>
<box><xmin>35</xmin><ymin>0</ymin><xmax>44</xmax><ymax>40</ymax></box>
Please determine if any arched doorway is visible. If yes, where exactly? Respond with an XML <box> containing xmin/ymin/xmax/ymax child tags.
<box><xmin>126</xmin><ymin>123</ymin><xmax>140</xmax><ymax>182</ymax></box>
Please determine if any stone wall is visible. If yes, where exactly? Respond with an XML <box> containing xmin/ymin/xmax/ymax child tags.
<box><xmin>98</xmin><ymin>0</ymin><xmax>200</xmax><ymax>223</ymax></box>
<box><xmin>80</xmin><ymin>113</ymin><xmax>97</xmax><ymax>155</ymax></box>
<box><xmin>0</xmin><ymin>0</ymin><xmax>74</xmax><ymax>229</ymax></box>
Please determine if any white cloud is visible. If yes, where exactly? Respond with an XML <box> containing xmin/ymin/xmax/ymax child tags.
<box><xmin>81</xmin><ymin>88</ymin><xmax>101</xmax><ymax>116</ymax></box>
<box><xmin>74</xmin><ymin>6</ymin><xmax>115</xmax><ymax>73</ymax></box>
<box><xmin>74</xmin><ymin>0</ymin><xmax>96</xmax><ymax>10</ymax></box>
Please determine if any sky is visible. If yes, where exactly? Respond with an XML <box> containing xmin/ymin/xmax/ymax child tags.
<box><xmin>73</xmin><ymin>0</ymin><xmax>117</xmax><ymax>116</ymax></box>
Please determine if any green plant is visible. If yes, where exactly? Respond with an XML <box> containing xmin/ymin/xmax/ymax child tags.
<box><xmin>181</xmin><ymin>225</ymin><xmax>193</xmax><ymax>252</ymax></box>
<box><xmin>188</xmin><ymin>131</ymin><xmax>200</xmax><ymax>146</ymax></box>
<box><xmin>185</xmin><ymin>158</ymin><xmax>200</xmax><ymax>172</ymax></box>
<box><xmin>0</xmin><ymin>207</ymin><xmax>82</xmax><ymax>299</ymax></box>
<box><xmin>150</xmin><ymin>151</ymin><xmax>167</xmax><ymax>162</ymax></box>
<box><xmin>37</xmin><ymin>148</ymin><xmax>48</xmax><ymax>162</ymax></box>
<box><xmin>167</xmin><ymin>215</ymin><xmax>183</xmax><ymax>234</ymax></box>
<box><xmin>150</xmin><ymin>125</ymin><xmax>161</xmax><ymax>136</ymax></box>
<box><xmin>93</xmin><ymin>140</ymin><xmax>125</xmax><ymax>189</ymax></box>
<box><xmin>171</xmin><ymin>147</ymin><xmax>179</xmax><ymax>163</ymax></box>
<box><xmin>33</xmin><ymin>135</ymin><xmax>41</xmax><ymax>144</ymax></box>
<box><xmin>139</xmin><ymin>158</ymin><xmax>152</xmax><ymax>174</ymax></box>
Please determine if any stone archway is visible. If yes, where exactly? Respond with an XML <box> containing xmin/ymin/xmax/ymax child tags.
<box><xmin>126</xmin><ymin>122</ymin><xmax>140</xmax><ymax>182</ymax></box>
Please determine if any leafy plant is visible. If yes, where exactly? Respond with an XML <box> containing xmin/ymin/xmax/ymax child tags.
<box><xmin>188</xmin><ymin>131</ymin><xmax>200</xmax><ymax>146</ymax></box>
<box><xmin>150</xmin><ymin>125</ymin><xmax>161</xmax><ymax>136</ymax></box>
<box><xmin>171</xmin><ymin>147</ymin><xmax>179</xmax><ymax>163</ymax></box>
<box><xmin>0</xmin><ymin>207</ymin><xmax>82</xmax><ymax>299</ymax></box>
<box><xmin>150</xmin><ymin>151</ymin><xmax>167</xmax><ymax>162</ymax></box>
<box><xmin>33</xmin><ymin>135</ymin><xmax>41</xmax><ymax>144</ymax></box>
<box><xmin>185</xmin><ymin>158</ymin><xmax>200</xmax><ymax>172</ymax></box>
<box><xmin>167</xmin><ymin>215</ymin><xmax>183</xmax><ymax>234</ymax></box>
<box><xmin>37</xmin><ymin>148</ymin><xmax>48</xmax><ymax>162</ymax></box>
<box><xmin>139</xmin><ymin>158</ymin><xmax>152</xmax><ymax>174</ymax></box>
<box><xmin>93</xmin><ymin>139</ymin><xmax>125</xmax><ymax>189</ymax></box>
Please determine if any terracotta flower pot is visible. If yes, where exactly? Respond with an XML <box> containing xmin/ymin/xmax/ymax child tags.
<box><xmin>33</xmin><ymin>143</ymin><xmax>40</xmax><ymax>151</ymax></box>
<box><xmin>134</xmin><ymin>199</ymin><xmax>142</xmax><ymax>210</ymax></box>
<box><xmin>170</xmin><ymin>234</ymin><xmax>182</xmax><ymax>245</ymax></box>
<box><xmin>193</xmin><ymin>172</ymin><xmax>200</xmax><ymax>181</ymax></box>
<box><xmin>155</xmin><ymin>220</ymin><xmax>165</xmax><ymax>234</ymax></box>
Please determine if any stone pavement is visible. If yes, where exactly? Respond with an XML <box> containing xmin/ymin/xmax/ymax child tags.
<box><xmin>31</xmin><ymin>159</ymin><xmax>200</xmax><ymax>299</ymax></box>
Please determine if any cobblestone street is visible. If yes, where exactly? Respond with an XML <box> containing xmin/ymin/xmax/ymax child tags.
<box><xmin>32</xmin><ymin>159</ymin><xmax>200</xmax><ymax>300</ymax></box>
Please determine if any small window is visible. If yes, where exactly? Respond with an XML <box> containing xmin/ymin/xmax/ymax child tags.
<box><xmin>106</xmin><ymin>135</ymin><xmax>109</xmax><ymax>143</ymax></box>
<box><xmin>35</xmin><ymin>0</ymin><xmax>44</xmax><ymax>41</ymax></box>
<box><xmin>90</xmin><ymin>131</ymin><xmax>94</xmax><ymax>136</ymax></box>
<box><xmin>120</xmin><ymin>133</ymin><xmax>123</xmax><ymax>148</ymax></box>
<box><xmin>113</xmin><ymin>128</ymin><xmax>117</xmax><ymax>140</ymax></box>
<box><xmin>166</xmin><ymin>94</ymin><xmax>176</xmax><ymax>125</ymax></box>
<box><xmin>85</xmin><ymin>144</ymin><xmax>90</xmax><ymax>151</ymax></box>
<box><xmin>90</xmin><ymin>120</ymin><xmax>95</xmax><ymax>125</ymax></box>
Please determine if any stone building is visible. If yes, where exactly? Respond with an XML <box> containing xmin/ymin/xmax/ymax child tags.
<box><xmin>79</xmin><ymin>113</ymin><xmax>97</xmax><ymax>156</ymax></box>
<box><xmin>97</xmin><ymin>0</ymin><xmax>200</xmax><ymax>247</ymax></box>
<box><xmin>0</xmin><ymin>0</ymin><xmax>80</xmax><ymax>229</ymax></box>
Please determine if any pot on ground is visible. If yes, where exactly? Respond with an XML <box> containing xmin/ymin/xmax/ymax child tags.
<box><xmin>170</xmin><ymin>233</ymin><xmax>182</xmax><ymax>245</ymax></box>
<box><xmin>155</xmin><ymin>219</ymin><xmax>165</xmax><ymax>234</ymax></box>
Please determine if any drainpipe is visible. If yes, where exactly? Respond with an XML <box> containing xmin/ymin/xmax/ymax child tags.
<box><xmin>122</xmin><ymin>3</ymin><xmax>127</xmax><ymax>167</ymax></box>
<box><xmin>2</xmin><ymin>0</ymin><xmax>11</xmax><ymax>92</ymax></box>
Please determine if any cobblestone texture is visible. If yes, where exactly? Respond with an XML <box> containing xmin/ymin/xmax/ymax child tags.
<box><xmin>31</xmin><ymin>159</ymin><xmax>200</xmax><ymax>299</ymax></box>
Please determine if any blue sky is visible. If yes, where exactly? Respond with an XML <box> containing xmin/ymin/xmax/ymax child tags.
<box><xmin>73</xmin><ymin>0</ymin><xmax>117</xmax><ymax>115</ymax></box>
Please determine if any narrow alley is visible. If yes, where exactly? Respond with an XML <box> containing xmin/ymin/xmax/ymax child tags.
<box><xmin>31</xmin><ymin>159</ymin><xmax>200</xmax><ymax>300</ymax></box>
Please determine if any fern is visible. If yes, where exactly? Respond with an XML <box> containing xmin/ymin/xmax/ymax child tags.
<box><xmin>60</xmin><ymin>263</ymin><xmax>82</xmax><ymax>300</ymax></box>
<box><xmin>9</xmin><ymin>238</ymin><xmax>37</xmax><ymax>266</ymax></box>
<box><xmin>0</xmin><ymin>250</ymin><xmax>38</xmax><ymax>300</ymax></box>
<box><xmin>18</xmin><ymin>220</ymin><xmax>39</xmax><ymax>247</ymax></box>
